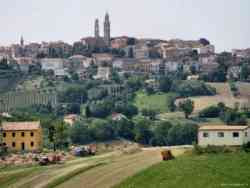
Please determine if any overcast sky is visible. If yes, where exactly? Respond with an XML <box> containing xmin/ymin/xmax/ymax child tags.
<box><xmin>0</xmin><ymin>0</ymin><xmax>249</xmax><ymax>52</ymax></box>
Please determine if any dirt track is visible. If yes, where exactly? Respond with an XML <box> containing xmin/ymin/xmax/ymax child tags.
<box><xmin>56</xmin><ymin>150</ymin><xmax>162</xmax><ymax>188</ymax></box>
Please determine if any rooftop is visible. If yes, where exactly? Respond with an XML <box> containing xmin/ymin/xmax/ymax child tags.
<box><xmin>199</xmin><ymin>125</ymin><xmax>249</xmax><ymax>131</ymax></box>
<box><xmin>2</xmin><ymin>121</ymin><xmax>41</xmax><ymax>131</ymax></box>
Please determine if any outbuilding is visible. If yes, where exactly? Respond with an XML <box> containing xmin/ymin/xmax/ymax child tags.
<box><xmin>198</xmin><ymin>125</ymin><xmax>250</xmax><ymax>146</ymax></box>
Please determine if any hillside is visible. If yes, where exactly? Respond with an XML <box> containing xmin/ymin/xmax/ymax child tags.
<box><xmin>176</xmin><ymin>82</ymin><xmax>250</xmax><ymax>113</ymax></box>
<box><xmin>116</xmin><ymin>152</ymin><xmax>250</xmax><ymax>188</ymax></box>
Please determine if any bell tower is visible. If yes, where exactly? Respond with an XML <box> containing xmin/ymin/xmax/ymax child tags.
<box><xmin>95</xmin><ymin>19</ymin><xmax>100</xmax><ymax>38</ymax></box>
<box><xmin>104</xmin><ymin>12</ymin><xmax>111</xmax><ymax>46</ymax></box>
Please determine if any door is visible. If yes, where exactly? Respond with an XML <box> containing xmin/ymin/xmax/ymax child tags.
<box><xmin>21</xmin><ymin>142</ymin><xmax>25</xmax><ymax>151</ymax></box>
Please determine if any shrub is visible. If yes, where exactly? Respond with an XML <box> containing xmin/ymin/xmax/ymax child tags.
<box><xmin>199</xmin><ymin>106</ymin><xmax>221</xmax><ymax>118</ymax></box>
<box><xmin>220</xmin><ymin>109</ymin><xmax>248</xmax><ymax>125</ymax></box>
<box><xmin>171</xmin><ymin>80</ymin><xmax>216</xmax><ymax>97</ymax></box>
<box><xmin>193</xmin><ymin>145</ymin><xmax>235</xmax><ymax>155</ymax></box>
<box><xmin>242</xmin><ymin>142</ymin><xmax>250</xmax><ymax>152</ymax></box>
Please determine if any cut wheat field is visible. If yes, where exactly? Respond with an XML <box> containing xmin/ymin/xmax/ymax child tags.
<box><xmin>177</xmin><ymin>82</ymin><xmax>250</xmax><ymax>113</ymax></box>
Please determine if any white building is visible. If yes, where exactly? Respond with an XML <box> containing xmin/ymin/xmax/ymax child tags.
<box><xmin>164</xmin><ymin>61</ymin><xmax>179</xmax><ymax>72</ymax></box>
<box><xmin>41</xmin><ymin>58</ymin><xmax>64</xmax><ymax>71</ymax></box>
<box><xmin>198</xmin><ymin>125</ymin><xmax>250</xmax><ymax>146</ymax></box>
<box><xmin>69</xmin><ymin>55</ymin><xmax>93</xmax><ymax>68</ymax></box>
<box><xmin>94</xmin><ymin>67</ymin><xmax>111</xmax><ymax>80</ymax></box>
<box><xmin>93</xmin><ymin>53</ymin><xmax>113</xmax><ymax>66</ymax></box>
<box><xmin>40</xmin><ymin>58</ymin><xmax>68</xmax><ymax>77</ymax></box>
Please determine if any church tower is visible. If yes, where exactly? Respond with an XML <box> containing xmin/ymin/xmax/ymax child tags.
<box><xmin>95</xmin><ymin>18</ymin><xmax>100</xmax><ymax>38</ymax></box>
<box><xmin>20</xmin><ymin>36</ymin><xmax>24</xmax><ymax>47</ymax></box>
<box><xmin>104</xmin><ymin>12</ymin><xmax>111</xmax><ymax>46</ymax></box>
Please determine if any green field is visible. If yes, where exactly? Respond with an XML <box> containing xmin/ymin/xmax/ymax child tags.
<box><xmin>116</xmin><ymin>152</ymin><xmax>250</xmax><ymax>188</ymax></box>
<box><xmin>134</xmin><ymin>91</ymin><xmax>174</xmax><ymax>113</ymax></box>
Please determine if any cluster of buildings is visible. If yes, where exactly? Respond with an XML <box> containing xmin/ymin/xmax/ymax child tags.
<box><xmin>0</xmin><ymin>13</ymin><xmax>250</xmax><ymax>82</ymax></box>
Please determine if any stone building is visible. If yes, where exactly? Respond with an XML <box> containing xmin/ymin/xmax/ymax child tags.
<box><xmin>2</xmin><ymin>121</ymin><xmax>43</xmax><ymax>151</ymax></box>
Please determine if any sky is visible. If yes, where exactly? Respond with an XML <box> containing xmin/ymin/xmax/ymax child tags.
<box><xmin>0</xmin><ymin>0</ymin><xmax>249</xmax><ymax>52</ymax></box>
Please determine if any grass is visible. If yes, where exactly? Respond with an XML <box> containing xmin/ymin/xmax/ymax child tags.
<box><xmin>116</xmin><ymin>152</ymin><xmax>250</xmax><ymax>188</ymax></box>
<box><xmin>0</xmin><ymin>166</ymin><xmax>45</xmax><ymax>188</ymax></box>
<box><xmin>134</xmin><ymin>91</ymin><xmax>174</xmax><ymax>113</ymax></box>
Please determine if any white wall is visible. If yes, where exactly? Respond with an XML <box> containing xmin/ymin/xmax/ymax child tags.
<box><xmin>198</xmin><ymin>129</ymin><xmax>249</xmax><ymax>146</ymax></box>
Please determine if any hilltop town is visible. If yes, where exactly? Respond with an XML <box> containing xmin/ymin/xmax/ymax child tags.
<box><xmin>1</xmin><ymin>12</ymin><xmax>250</xmax><ymax>188</ymax></box>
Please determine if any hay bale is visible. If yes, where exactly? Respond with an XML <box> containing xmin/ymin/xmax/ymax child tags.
<box><xmin>161</xmin><ymin>150</ymin><xmax>174</xmax><ymax>161</ymax></box>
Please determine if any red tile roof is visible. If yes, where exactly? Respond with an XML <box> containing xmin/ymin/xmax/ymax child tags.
<box><xmin>2</xmin><ymin>122</ymin><xmax>41</xmax><ymax>131</ymax></box>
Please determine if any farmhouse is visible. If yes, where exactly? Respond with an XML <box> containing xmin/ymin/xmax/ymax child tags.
<box><xmin>198</xmin><ymin>125</ymin><xmax>250</xmax><ymax>146</ymax></box>
<box><xmin>2</xmin><ymin>121</ymin><xmax>43</xmax><ymax>151</ymax></box>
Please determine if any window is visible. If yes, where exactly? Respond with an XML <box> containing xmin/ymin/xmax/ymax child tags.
<box><xmin>233</xmin><ymin>132</ymin><xmax>239</xmax><ymax>138</ymax></box>
<box><xmin>30</xmin><ymin>132</ymin><xmax>34</xmax><ymax>137</ymax></box>
<box><xmin>245</xmin><ymin>132</ymin><xmax>248</xmax><ymax>137</ymax></box>
<box><xmin>218</xmin><ymin>132</ymin><xmax>224</xmax><ymax>138</ymax></box>
<box><xmin>12</xmin><ymin>132</ymin><xmax>16</xmax><ymax>137</ymax></box>
<box><xmin>203</xmin><ymin>132</ymin><xmax>209</xmax><ymax>138</ymax></box>
<box><xmin>21</xmin><ymin>132</ymin><xmax>25</xmax><ymax>137</ymax></box>
<box><xmin>12</xmin><ymin>142</ymin><xmax>16</xmax><ymax>147</ymax></box>
<box><xmin>30</xmin><ymin>142</ymin><xmax>34</xmax><ymax>147</ymax></box>
<box><xmin>3</xmin><ymin>133</ymin><xmax>6</xmax><ymax>137</ymax></box>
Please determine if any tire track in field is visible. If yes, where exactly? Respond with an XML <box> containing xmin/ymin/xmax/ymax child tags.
<box><xmin>56</xmin><ymin>150</ymin><xmax>162</xmax><ymax>188</ymax></box>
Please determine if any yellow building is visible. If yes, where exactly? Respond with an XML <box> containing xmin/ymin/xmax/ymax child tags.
<box><xmin>2</xmin><ymin>121</ymin><xmax>43</xmax><ymax>151</ymax></box>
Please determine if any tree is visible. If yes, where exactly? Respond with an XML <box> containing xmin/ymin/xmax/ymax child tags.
<box><xmin>71</xmin><ymin>73</ymin><xmax>79</xmax><ymax>81</ymax></box>
<box><xmin>141</xmin><ymin>108</ymin><xmax>158</xmax><ymax>120</ymax></box>
<box><xmin>240</xmin><ymin>64</ymin><xmax>250</xmax><ymax>81</ymax></box>
<box><xmin>199</xmin><ymin>38</ymin><xmax>210</xmax><ymax>46</ymax></box>
<box><xmin>133</xmin><ymin>118</ymin><xmax>153</xmax><ymax>145</ymax></box>
<box><xmin>159</xmin><ymin>76</ymin><xmax>172</xmax><ymax>93</ymax></box>
<box><xmin>179</xmin><ymin>99</ymin><xmax>194</xmax><ymax>119</ymax></box>
<box><xmin>167</xmin><ymin>123</ymin><xmax>198</xmax><ymax>145</ymax></box>
<box><xmin>111</xmin><ymin>70</ymin><xmax>121</xmax><ymax>83</ymax></box>
<box><xmin>90</xmin><ymin>119</ymin><xmax>115</xmax><ymax>141</ymax></box>
<box><xmin>145</xmin><ymin>85</ymin><xmax>155</xmax><ymax>95</ymax></box>
<box><xmin>220</xmin><ymin>109</ymin><xmax>247</xmax><ymax>125</ymax></box>
<box><xmin>152</xmin><ymin>121</ymin><xmax>172</xmax><ymax>146</ymax></box>
<box><xmin>69</xmin><ymin>121</ymin><xmax>92</xmax><ymax>144</ymax></box>
<box><xmin>48</xmin><ymin>124</ymin><xmax>56</xmax><ymax>151</ymax></box>
<box><xmin>66</xmin><ymin>103</ymin><xmax>81</xmax><ymax>114</ymax></box>
<box><xmin>189</xmin><ymin>64</ymin><xmax>197</xmax><ymax>75</ymax></box>
<box><xmin>85</xmin><ymin>105</ymin><xmax>91</xmax><ymax>118</ymax></box>
<box><xmin>217</xmin><ymin>52</ymin><xmax>233</xmax><ymax>73</ymax></box>
<box><xmin>114</xmin><ymin>118</ymin><xmax>135</xmax><ymax>140</ymax></box>
<box><xmin>123</xmin><ymin>104</ymin><xmax>138</xmax><ymax>118</ymax></box>
<box><xmin>166</xmin><ymin>94</ymin><xmax>176</xmax><ymax>112</ymax></box>
<box><xmin>54</xmin><ymin>120</ymin><xmax>69</xmax><ymax>150</ymax></box>
<box><xmin>199</xmin><ymin>106</ymin><xmax>221</xmax><ymax>118</ymax></box>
